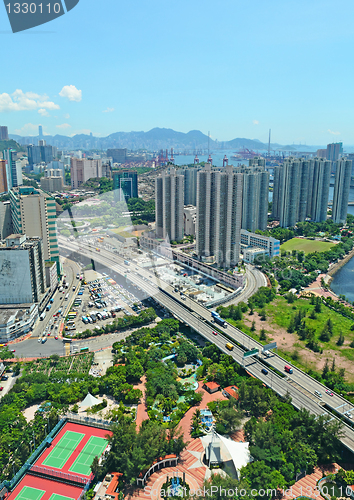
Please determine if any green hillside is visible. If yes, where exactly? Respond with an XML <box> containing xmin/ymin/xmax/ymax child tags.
<box><xmin>0</xmin><ymin>139</ymin><xmax>23</xmax><ymax>153</ymax></box>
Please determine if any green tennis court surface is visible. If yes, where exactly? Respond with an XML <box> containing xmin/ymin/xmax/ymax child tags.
<box><xmin>69</xmin><ymin>436</ymin><xmax>108</xmax><ymax>475</ymax></box>
<box><xmin>49</xmin><ymin>495</ymin><xmax>75</xmax><ymax>500</ymax></box>
<box><xmin>14</xmin><ymin>486</ymin><xmax>45</xmax><ymax>500</ymax></box>
<box><xmin>43</xmin><ymin>431</ymin><xmax>84</xmax><ymax>469</ymax></box>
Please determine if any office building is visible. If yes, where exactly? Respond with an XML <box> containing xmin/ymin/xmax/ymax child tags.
<box><xmin>0</xmin><ymin>234</ymin><xmax>45</xmax><ymax>304</ymax></box>
<box><xmin>27</xmin><ymin>144</ymin><xmax>56</xmax><ymax>167</ymax></box>
<box><xmin>70</xmin><ymin>158</ymin><xmax>102</xmax><ymax>188</ymax></box>
<box><xmin>239</xmin><ymin>167</ymin><xmax>269</xmax><ymax>232</ymax></box>
<box><xmin>0</xmin><ymin>201</ymin><xmax>13</xmax><ymax>239</ymax></box>
<box><xmin>9</xmin><ymin>186</ymin><xmax>60</xmax><ymax>273</ymax></box>
<box><xmin>184</xmin><ymin>205</ymin><xmax>197</xmax><ymax>236</ymax></box>
<box><xmin>0</xmin><ymin>126</ymin><xmax>8</xmax><ymax>141</ymax></box>
<box><xmin>332</xmin><ymin>159</ymin><xmax>352</xmax><ymax>224</ymax></box>
<box><xmin>327</xmin><ymin>142</ymin><xmax>343</xmax><ymax>163</ymax></box>
<box><xmin>183</xmin><ymin>167</ymin><xmax>199</xmax><ymax>205</ymax></box>
<box><xmin>155</xmin><ymin>168</ymin><xmax>184</xmax><ymax>242</ymax></box>
<box><xmin>196</xmin><ymin>163</ymin><xmax>243</xmax><ymax>269</ymax></box>
<box><xmin>107</xmin><ymin>149</ymin><xmax>127</xmax><ymax>164</ymax></box>
<box><xmin>3</xmin><ymin>149</ymin><xmax>22</xmax><ymax>189</ymax></box>
<box><xmin>113</xmin><ymin>170</ymin><xmax>138</xmax><ymax>201</ymax></box>
<box><xmin>38</xmin><ymin>125</ymin><xmax>43</xmax><ymax>140</ymax></box>
<box><xmin>0</xmin><ymin>160</ymin><xmax>9</xmax><ymax>195</ymax></box>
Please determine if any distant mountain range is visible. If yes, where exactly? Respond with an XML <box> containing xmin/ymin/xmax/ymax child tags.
<box><xmin>9</xmin><ymin>127</ymin><xmax>321</xmax><ymax>152</ymax></box>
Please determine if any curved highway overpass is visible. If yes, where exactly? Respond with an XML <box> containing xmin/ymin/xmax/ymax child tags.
<box><xmin>59</xmin><ymin>237</ymin><xmax>354</xmax><ymax>453</ymax></box>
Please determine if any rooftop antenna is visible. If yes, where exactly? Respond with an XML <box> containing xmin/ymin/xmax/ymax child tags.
<box><xmin>268</xmin><ymin>129</ymin><xmax>271</xmax><ymax>156</ymax></box>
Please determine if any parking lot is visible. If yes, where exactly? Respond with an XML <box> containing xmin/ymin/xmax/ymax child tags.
<box><xmin>63</xmin><ymin>275</ymin><xmax>145</xmax><ymax>336</ymax></box>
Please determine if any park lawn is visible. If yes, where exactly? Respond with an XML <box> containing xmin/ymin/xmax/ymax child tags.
<box><xmin>260</xmin><ymin>296</ymin><xmax>354</xmax><ymax>360</ymax></box>
<box><xmin>280</xmin><ymin>238</ymin><xmax>335</xmax><ymax>254</ymax></box>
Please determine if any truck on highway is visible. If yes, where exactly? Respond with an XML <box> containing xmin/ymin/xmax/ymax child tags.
<box><xmin>284</xmin><ymin>365</ymin><xmax>293</xmax><ymax>374</ymax></box>
<box><xmin>50</xmin><ymin>298</ymin><xmax>54</xmax><ymax>304</ymax></box>
<box><xmin>46</xmin><ymin>304</ymin><xmax>52</xmax><ymax>311</ymax></box>
<box><xmin>226</xmin><ymin>343</ymin><xmax>234</xmax><ymax>351</ymax></box>
<box><xmin>211</xmin><ymin>311</ymin><xmax>220</xmax><ymax>319</ymax></box>
<box><xmin>214</xmin><ymin>316</ymin><xmax>226</xmax><ymax>327</ymax></box>
<box><xmin>41</xmin><ymin>337</ymin><xmax>47</xmax><ymax>344</ymax></box>
<box><xmin>40</xmin><ymin>312</ymin><xmax>46</xmax><ymax>321</ymax></box>
<box><xmin>124</xmin><ymin>260</ymin><xmax>130</xmax><ymax>265</ymax></box>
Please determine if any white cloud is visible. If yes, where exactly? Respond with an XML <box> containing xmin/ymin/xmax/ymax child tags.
<box><xmin>328</xmin><ymin>129</ymin><xmax>340</xmax><ymax>135</ymax></box>
<box><xmin>56</xmin><ymin>123</ymin><xmax>71</xmax><ymax>129</ymax></box>
<box><xmin>59</xmin><ymin>85</ymin><xmax>82</xmax><ymax>102</ymax></box>
<box><xmin>14</xmin><ymin>123</ymin><xmax>40</xmax><ymax>135</ymax></box>
<box><xmin>0</xmin><ymin>89</ymin><xmax>59</xmax><ymax>112</ymax></box>
<box><xmin>253</xmin><ymin>120</ymin><xmax>259</xmax><ymax>125</ymax></box>
<box><xmin>38</xmin><ymin>108</ymin><xmax>50</xmax><ymax>117</ymax></box>
<box><xmin>103</xmin><ymin>107</ymin><xmax>114</xmax><ymax>113</ymax></box>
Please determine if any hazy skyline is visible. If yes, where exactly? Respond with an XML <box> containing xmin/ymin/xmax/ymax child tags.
<box><xmin>1</xmin><ymin>0</ymin><xmax>354</xmax><ymax>145</ymax></box>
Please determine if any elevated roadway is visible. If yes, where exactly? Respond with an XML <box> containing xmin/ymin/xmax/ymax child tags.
<box><xmin>59</xmin><ymin>237</ymin><xmax>354</xmax><ymax>452</ymax></box>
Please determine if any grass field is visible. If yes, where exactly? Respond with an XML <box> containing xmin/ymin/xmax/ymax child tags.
<box><xmin>280</xmin><ymin>237</ymin><xmax>335</xmax><ymax>254</ymax></box>
<box><xmin>69</xmin><ymin>436</ymin><xmax>107</xmax><ymax>476</ymax></box>
<box><xmin>42</xmin><ymin>431</ymin><xmax>84</xmax><ymax>469</ymax></box>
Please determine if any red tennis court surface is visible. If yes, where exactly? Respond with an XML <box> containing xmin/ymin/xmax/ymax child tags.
<box><xmin>8</xmin><ymin>474</ymin><xmax>83</xmax><ymax>500</ymax></box>
<box><xmin>34</xmin><ymin>422</ymin><xmax>111</xmax><ymax>479</ymax></box>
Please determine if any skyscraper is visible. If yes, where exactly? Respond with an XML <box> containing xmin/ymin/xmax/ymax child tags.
<box><xmin>196</xmin><ymin>163</ymin><xmax>243</xmax><ymax>268</ymax></box>
<box><xmin>183</xmin><ymin>167</ymin><xmax>199</xmax><ymax>206</ymax></box>
<box><xmin>327</xmin><ymin>142</ymin><xmax>343</xmax><ymax>163</ymax></box>
<box><xmin>38</xmin><ymin>125</ymin><xmax>43</xmax><ymax>140</ymax></box>
<box><xmin>70</xmin><ymin>158</ymin><xmax>102</xmax><ymax>188</ymax></box>
<box><xmin>332</xmin><ymin>159</ymin><xmax>352</xmax><ymax>224</ymax></box>
<box><xmin>238</xmin><ymin>167</ymin><xmax>269</xmax><ymax>232</ymax></box>
<box><xmin>273</xmin><ymin>157</ymin><xmax>332</xmax><ymax>227</ymax></box>
<box><xmin>3</xmin><ymin>149</ymin><xmax>22</xmax><ymax>189</ymax></box>
<box><xmin>155</xmin><ymin>168</ymin><xmax>184</xmax><ymax>242</ymax></box>
<box><xmin>308</xmin><ymin>158</ymin><xmax>331</xmax><ymax>222</ymax></box>
<box><xmin>0</xmin><ymin>126</ymin><xmax>8</xmax><ymax>141</ymax></box>
<box><xmin>9</xmin><ymin>186</ymin><xmax>60</xmax><ymax>274</ymax></box>
<box><xmin>113</xmin><ymin>170</ymin><xmax>138</xmax><ymax>201</ymax></box>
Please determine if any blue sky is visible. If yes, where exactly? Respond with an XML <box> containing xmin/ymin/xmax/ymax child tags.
<box><xmin>1</xmin><ymin>0</ymin><xmax>354</xmax><ymax>146</ymax></box>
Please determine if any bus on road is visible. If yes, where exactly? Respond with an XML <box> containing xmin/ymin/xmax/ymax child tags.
<box><xmin>80</xmin><ymin>347</ymin><xmax>89</xmax><ymax>352</ymax></box>
<box><xmin>40</xmin><ymin>312</ymin><xmax>46</xmax><ymax>321</ymax></box>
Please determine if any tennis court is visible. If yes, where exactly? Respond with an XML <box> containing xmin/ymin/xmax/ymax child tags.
<box><xmin>8</xmin><ymin>475</ymin><xmax>83</xmax><ymax>500</ymax></box>
<box><xmin>42</xmin><ymin>431</ymin><xmax>84</xmax><ymax>469</ymax></box>
<box><xmin>69</xmin><ymin>436</ymin><xmax>108</xmax><ymax>476</ymax></box>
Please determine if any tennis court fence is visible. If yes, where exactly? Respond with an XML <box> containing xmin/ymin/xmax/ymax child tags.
<box><xmin>29</xmin><ymin>465</ymin><xmax>92</xmax><ymax>486</ymax></box>
<box><xmin>66</xmin><ymin>413</ymin><xmax>112</xmax><ymax>430</ymax></box>
<box><xmin>0</xmin><ymin>418</ymin><xmax>67</xmax><ymax>494</ymax></box>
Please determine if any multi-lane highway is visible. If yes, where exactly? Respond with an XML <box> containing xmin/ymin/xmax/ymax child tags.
<box><xmin>57</xmin><ymin>237</ymin><xmax>354</xmax><ymax>452</ymax></box>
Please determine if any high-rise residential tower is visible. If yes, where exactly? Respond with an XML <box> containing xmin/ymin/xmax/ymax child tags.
<box><xmin>327</xmin><ymin>142</ymin><xmax>343</xmax><ymax>163</ymax></box>
<box><xmin>183</xmin><ymin>167</ymin><xmax>199</xmax><ymax>206</ymax></box>
<box><xmin>155</xmin><ymin>168</ymin><xmax>184</xmax><ymax>242</ymax></box>
<box><xmin>196</xmin><ymin>163</ymin><xmax>243</xmax><ymax>268</ymax></box>
<box><xmin>238</xmin><ymin>167</ymin><xmax>269</xmax><ymax>232</ymax></box>
<box><xmin>272</xmin><ymin>157</ymin><xmax>332</xmax><ymax>227</ymax></box>
<box><xmin>113</xmin><ymin>170</ymin><xmax>138</xmax><ymax>201</ymax></box>
<box><xmin>9</xmin><ymin>186</ymin><xmax>60</xmax><ymax>274</ymax></box>
<box><xmin>332</xmin><ymin>159</ymin><xmax>352</xmax><ymax>224</ymax></box>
